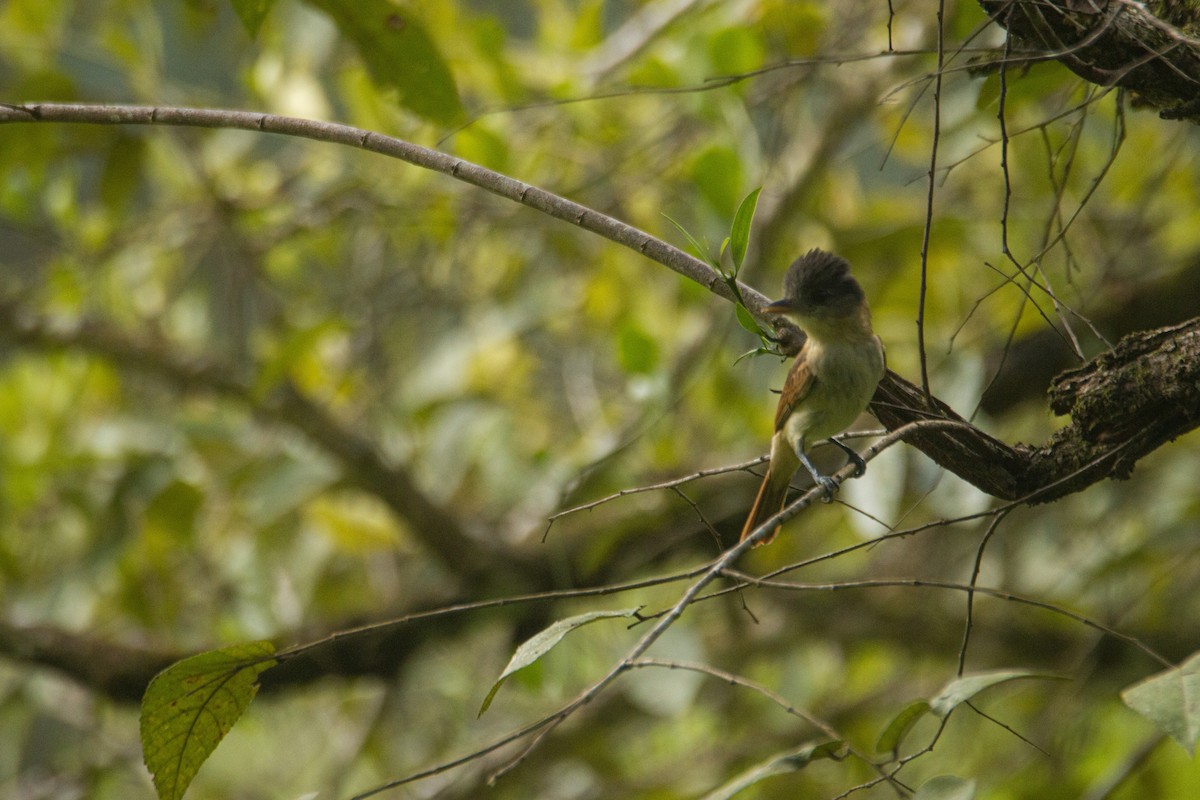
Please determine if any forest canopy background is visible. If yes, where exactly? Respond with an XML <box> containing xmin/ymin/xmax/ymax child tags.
<box><xmin>2</xmin><ymin>1</ymin><xmax>1200</xmax><ymax>799</ymax></box>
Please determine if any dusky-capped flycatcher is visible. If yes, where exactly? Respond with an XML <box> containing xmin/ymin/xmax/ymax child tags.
<box><xmin>740</xmin><ymin>249</ymin><xmax>886</xmax><ymax>546</ymax></box>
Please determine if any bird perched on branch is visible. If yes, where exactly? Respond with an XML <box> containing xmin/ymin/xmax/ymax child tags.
<box><xmin>740</xmin><ymin>249</ymin><xmax>886</xmax><ymax>546</ymax></box>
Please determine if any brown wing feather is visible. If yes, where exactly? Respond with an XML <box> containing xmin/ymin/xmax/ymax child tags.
<box><xmin>773</xmin><ymin>341</ymin><xmax>815</xmax><ymax>431</ymax></box>
<box><xmin>740</xmin><ymin>345</ymin><xmax>815</xmax><ymax>546</ymax></box>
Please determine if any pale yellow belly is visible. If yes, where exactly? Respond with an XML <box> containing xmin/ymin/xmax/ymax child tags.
<box><xmin>783</xmin><ymin>336</ymin><xmax>884</xmax><ymax>451</ymax></box>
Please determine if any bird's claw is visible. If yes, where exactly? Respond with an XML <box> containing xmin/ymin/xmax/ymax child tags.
<box><xmin>830</xmin><ymin>438</ymin><xmax>867</xmax><ymax>478</ymax></box>
<box><xmin>814</xmin><ymin>476</ymin><xmax>837</xmax><ymax>503</ymax></box>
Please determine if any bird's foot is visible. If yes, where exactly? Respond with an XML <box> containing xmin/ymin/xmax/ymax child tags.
<box><xmin>830</xmin><ymin>438</ymin><xmax>866</xmax><ymax>478</ymax></box>
<box><xmin>814</xmin><ymin>475</ymin><xmax>837</xmax><ymax>503</ymax></box>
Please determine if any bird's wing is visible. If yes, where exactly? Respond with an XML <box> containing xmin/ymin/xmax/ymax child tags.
<box><xmin>773</xmin><ymin>341</ymin><xmax>815</xmax><ymax>431</ymax></box>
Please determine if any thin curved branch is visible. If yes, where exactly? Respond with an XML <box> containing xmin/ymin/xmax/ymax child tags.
<box><xmin>0</xmin><ymin>103</ymin><xmax>780</xmax><ymax>320</ymax></box>
<box><xmin>2</xmin><ymin>102</ymin><xmax>1194</xmax><ymax>514</ymax></box>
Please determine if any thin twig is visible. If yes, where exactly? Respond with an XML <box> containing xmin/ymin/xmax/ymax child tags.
<box><xmin>916</xmin><ymin>0</ymin><xmax>946</xmax><ymax>401</ymax></box>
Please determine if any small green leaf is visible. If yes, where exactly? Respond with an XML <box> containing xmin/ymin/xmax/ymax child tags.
<box><xmin>1121</xmin><ymin>651</ymin><xmax>1200</xmax><ymax>755</ymax></box>
<box><xmin>230</xmin><ymin>0</ymin><xmax>276</xmax><ymax>37</ymax></box>
<box><xmin>732</xmin><ymin>346</ymin><xmax>771</xmax><ymax>366</ymax></box>
<box><xmin>700</xmin><ymin>740</ymin><xmax>845</xmax><ymax>800</ymax></box>
<box><xmin>729</xmin><ymin>187</ymin><xmax>762</xmax><ymax>271</ymax></box>
<box><xmin>875</xmin><ymin>699</ymin><xmax>931</xmax><ymax>753</ymax></box>
<box><xmin>663</xmin><ymin>213</ymin><xmax>718</xmax><ymax>269</ymax></box>
<box><xmin>479</xmin><ymin>608</ymin><xmax>640</xmax><ymax>715</ymax></box>
<box><xmin>734</xmin><ymin>303</ymin><xmax>763</xmax><ymax>336</ymax></box>
<box><xmin>307</xmin><ymin>0</ymin><xmax>462</xmax><ymax>124</ymax></box>
<box><xmin>929</xmin><ymin>670</ymin><xmax>1041</xmax><ymax>718</ymax></box>
<box><xmin>915</xmin><ymin>775</ymin><xmax>977</xmax><ymax>800</ymax></box>
<box><xmin>141</xmin><ymin>641</ymin><xmax>278</xmax><ymax>800</ymax></box>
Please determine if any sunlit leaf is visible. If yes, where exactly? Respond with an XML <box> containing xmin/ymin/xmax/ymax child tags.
<box><xmin>306</xmin><ymin>0</ymin><xmax>462</xmax><ymax>123</ymax></box>
<box><xmin>914</xmin><ymin>775</ymin><xmax>976</xmax><ymax>800</ymax></box>
<box><xmin>479</xmin><ymin>608</ymin><xmax>640</xmax><ymax>716</ymax></box>
<box><xmin>1122</xmin><ymin>651</ymin><xmax>1200</xmax><ymax>755</ymax></box>
<box><xmin>141</xmin><ymin>642</ymin><xmax>278</xmax><ymax>800</ymax></box>
<box><xmin>729</xmin><ymin>187</ymin><xmax>761</xmax><ymax>271</ymax></box>
<box><xmin>700</xmin><ymin>740</ymin><xmax>845</xmax><ymax>800</ymax></box>
<box><xmin>875</xmin><ymin>699</ymin><xmax>930</xmax><ymax>753</ymax></box>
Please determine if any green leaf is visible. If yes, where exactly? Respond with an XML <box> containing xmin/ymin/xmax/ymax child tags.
<box><xmin>875</xmin><ymin>699</ymin><xmax>931</xmax><ymax>753</ymax></box>
<box><xmin>305</xmin><ymin>0</ymin><xmax>462</xmax><ymax>124</ymax></box>
<box><xmin>929</xmin><ymin>670</ymin><xmax>1041</xmax><ymax>717</ymax></box>
<box><xmin>1121</xmin><ymin>651</ymin><xmax>1200</xmax><ymax>755</ymax></box>
<box><xmin>141</xmin><ymin>642</ymin><xmax>278</xmax><ymax>800</ymax></box>
<box><xmin>479</xmin><ymin>608</ymin><xmax>640</xmax><ymax>716</ymax></box>
<box><xmin>733</xmin><ymin>346</ymin><xmax>772</xmax><ymax>366</ymax></box>
<box><xmin>914</xmin><ymin>775</ymin><xmax>977</xmax><ymax>800</ymax></box>
<box><xmin>700</xmin><ymin>740</ymin><xmax>845</xmax><ymax>800</ymax></box>
<box><xmin>663</xmin><ymin>213</ymin><xmax>717</xmax><ymax>268</ymax></box>
<box><xmin>734</xmin><ymin>303</ymin><xmax>763</xmax><ymax>336</ymax></box>
<box><xmin>729</xmin><ymin>187</ymin><xmax>762</xmax><ymax>271</ymax></box>
<box><xmin>229</xmin><ymin>0</ymin><xmax>276</xmax><ymax>37</ymax></box>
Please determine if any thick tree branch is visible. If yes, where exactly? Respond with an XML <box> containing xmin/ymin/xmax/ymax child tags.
<box><xmin>980</xmin><ymin>0</ymin><xmax>1200</xmax><ymax>119</ymax></box>
<box><xmin>0</xmin><ymin>620</ymin><xmax>175</xmax><ymax>703</ymax></box>
<box><xmin>870</xmin><ymin>317</ymin><xmax>1200</xmax><ymax>502</ymax></box>
<box><xmin>980</xmin><ymin>257</ymin><xmax>1200</xmax><ymax>413</ymax></box>
<box><xmin>0</xmin><ymin>608</ymin><xmax>478</xmax><ymax>703</ymax></box>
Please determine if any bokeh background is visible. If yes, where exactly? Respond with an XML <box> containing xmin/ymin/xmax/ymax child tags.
<box><xmin>2</xmin><ymin>1</ymin><xmax>1199</xmax><ymax>798</ymax></box>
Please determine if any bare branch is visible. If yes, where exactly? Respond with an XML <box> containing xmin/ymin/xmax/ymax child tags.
<box><xmin>0</xmin><ymin>102</ymin><xmax>784</xmax><ymax>327</ymax></box>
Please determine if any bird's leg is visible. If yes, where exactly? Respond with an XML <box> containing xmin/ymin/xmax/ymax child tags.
<box><xmin>797</xmin><ymin>451</ymin><xmax>836</xmax><ymax>503</ymax></box>
<box><xmin>829</xmin><ymin>437</ymin><xmax>867</xmax><ymax>478</ymax></box>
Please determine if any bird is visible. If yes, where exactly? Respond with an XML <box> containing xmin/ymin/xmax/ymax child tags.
<box><xmin>739</xmin><ymin>249</ymin><xmax>886</xmax><ymax>546</ymax></box>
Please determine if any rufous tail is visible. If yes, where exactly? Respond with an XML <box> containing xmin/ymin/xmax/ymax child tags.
<box><xmin>739</xmin><ymin>467</ymin><xmax>790</xmax><ymax>546</ymax></box>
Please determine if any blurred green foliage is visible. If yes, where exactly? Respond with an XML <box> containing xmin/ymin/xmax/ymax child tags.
<box><xmin>2</xmin><ymin>0</ymin><xmax>1200</xmax><ymax>798</ymax></box>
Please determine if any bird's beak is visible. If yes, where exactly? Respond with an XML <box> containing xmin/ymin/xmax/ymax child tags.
<box><xmin>764</xmin><ymin>298</ymin><xmax>798</xmax><ymax>315</ymax></box>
